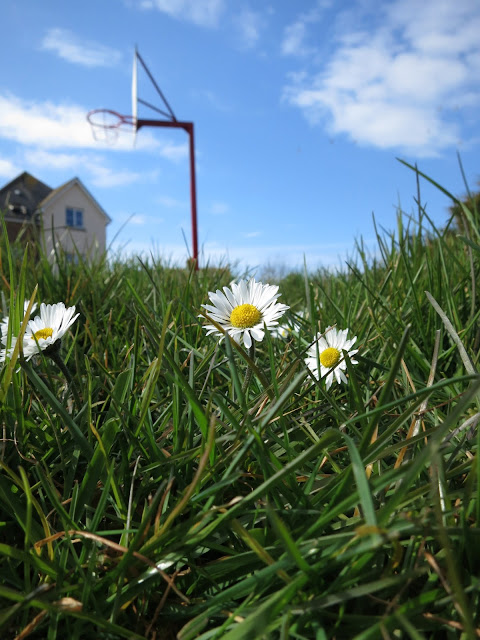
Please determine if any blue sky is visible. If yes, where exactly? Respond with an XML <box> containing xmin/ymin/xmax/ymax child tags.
<box><xmin>1</xmin><ymin>0</ymin><xmax>479</xmax><ymax>272</ymax></box>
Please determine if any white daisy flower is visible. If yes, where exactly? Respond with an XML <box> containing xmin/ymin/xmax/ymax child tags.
<box><xmin>305</xmin><ymin>326</ymin><xmax>358</xmax><ymax>390</ymax></box>
<box><xmin>270</xmin><ymin>313</ymin><xmax>302</xmax><ymax>339</ymax></box>
<box><xmin>1</xmin><ymin>300</ymin><xmax>37</xmax><ymax>346</ymax></box>
<box><xmin>270</xmin><ymin>325</ymin><xmax>291</xmax><ymax>339</ymax></box>
<box><xmin>201</xmin><ymin>278</ymin><xmax>289</xmax><ymax>349</ymax></box>
<box><xmin>5</xmin><ymin>302</ymin><xmax>79</xmax><ymax>362</ymax></box>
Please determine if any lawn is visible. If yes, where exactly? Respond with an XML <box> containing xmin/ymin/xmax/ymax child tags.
<box><xmin>0</xmin><ymin>165</ymin><xmax>479</xmax><ymax>639</ymax></box>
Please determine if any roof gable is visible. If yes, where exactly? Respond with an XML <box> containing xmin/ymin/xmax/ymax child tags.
<box><xmin>39</xmin><ymin>177</ymin><xmax>112</xmax><ymax>224</ymax></box>
<box><xmin>0</xmin><ymin>171</ymin><xmax>52</xmax><ymax>219</ymax></box>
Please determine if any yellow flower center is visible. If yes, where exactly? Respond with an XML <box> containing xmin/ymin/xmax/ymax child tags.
<box><xmin>320</xmin><ymin>347</ymin><xmax>341</xmax><ymax>368</ymax></box>
<box><xmin>32</xmin><ymin>327</ymin><xmax>53</xmax><ymax>341</ymax></box>
<box><xmin>230</xmin><ymin>304</ymin><xmax>262</xmax><ymax>329</ymax></box>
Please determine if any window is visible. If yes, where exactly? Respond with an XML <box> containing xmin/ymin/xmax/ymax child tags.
<box><xmin>65</xmin><ymin>252</ymin><xmax>80</xmax><ymax>265</ymax></box>
<box><xmin>66</xmin><ymin>207</ymin><xmax>84</xmax><ymax>228</ymax></box>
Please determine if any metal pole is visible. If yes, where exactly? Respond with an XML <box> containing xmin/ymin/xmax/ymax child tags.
<box><xmin>187</xmin><ymin>122</ymin><xmax>199</xmax><ymax>269</ymax></box>
<box><xmin>137</xmin><ymin>118</ymin><xmax>199</xmax><ymax>268</ymax></box>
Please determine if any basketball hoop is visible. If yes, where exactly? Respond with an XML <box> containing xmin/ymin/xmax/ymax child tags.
<box><xmin>86</xmin><ymin>48</ymin><xmax>200</xmax><ymax>268</ymax></box>
<box><xmin>87</xmin><ymin>109</ymin><xmax>136</xmax><ymax>145</ymax></box>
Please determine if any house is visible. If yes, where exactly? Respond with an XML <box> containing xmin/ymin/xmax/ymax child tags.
<box><xmin>0</xmin><ymin>172</ymin><xmax>50</xmax><ymax>245</ymax></box>
<box><xmin>0</xmin><ymin>171</ymin><xmax>111</xmax><ymax>259</ymax></box>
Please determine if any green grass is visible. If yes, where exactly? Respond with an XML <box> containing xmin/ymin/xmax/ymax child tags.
<box><xmin>1</xmin><ymin>165</ymin><xmax>479</xmax><ymax>639</ymax></box>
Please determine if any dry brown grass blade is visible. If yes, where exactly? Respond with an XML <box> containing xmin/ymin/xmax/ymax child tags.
<box><xmin>425</xmin><ymin>292</ymin><xmax>476</xmax><ymax>375</ymax></box>
<box><xmin>395</xmin><ymin>329</ymin><xmax>441</xmax><ymax>470</ymax></box>
<box><xmin>33</xmin><ymin>529</ymin><xmax>189</xmax><ymax>603</ymax></box>
<box><xmin>148</xmin><ymin>414</ymin><xmax>216</xmax><ymax>538</ymax></box>
<box><xmin>14</xmin><ymin>610</ymin><xmax>48</xmax><ymax>640</ymax></box>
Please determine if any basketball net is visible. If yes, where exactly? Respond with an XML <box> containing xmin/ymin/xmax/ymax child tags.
<box><xmin>87</xmin><ymin>109</ymin><xmax>136</xmax><ymax>146</ymax></box>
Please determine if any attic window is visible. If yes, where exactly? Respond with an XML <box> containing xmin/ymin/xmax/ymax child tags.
<box><xmin>66</xmin><ymin>208</ymin><xmax>83</xmax><ymax>228</ymax></box>
<box><xmin>8</xmin><ymin>203</ymin><xmax>28</xmax><ymax>215</ymax></box>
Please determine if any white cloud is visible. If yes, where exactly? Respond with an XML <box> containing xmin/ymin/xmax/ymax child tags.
<box><xmin>123</xmin><ymin>213</ymin><xmax>165</xmax><ymax>225</ymax></box>
<box><xmin>193</xmin><ymin>89</ymin><xmax>231</xmax><ymax>112</ymax></box>
<box><xmin>386</xmin><ymin>0</ymin><xmax>480</xmax><ymax>55</ymax></box>
<box><xmin>0</xmin><ymin>93</ymin><xmax>188</xmax><ymax>161</ymax></box>
<box><xmin>107</xmin><ymin>235</ymin><xmax>357</xmax><ymax>271</ymax></box>
<box><xmin>199</xmin><ymin>240</ymin><xmax>355</xmax><ymax>271</ymax></box>
<box><xmin>41</xmin><ymin>28</ymin><xmax>122</xmax><ymax>68</ymax></box>
<box><xmin>107</xmin><ymin>238</ymin><xmax>190</xmax><ymax>265</ymax></box>
<box><xmin>125</xmin><ymin>214</ymin><xmax>148</xmax><ymax>225</ymax></box>
<box><xmin>282</xmin><ymin>0</ymin><xmax>480</xmax><ymax>156</ymax></box>
<box><xmin>281</xmin><ymin>0</ymin><xmax>333</xmax><ymax>56</ymax></box>
<box><xmin>281</xmin><ymin>3</ymin><xmax>328</xmax><ymax>57</ymax></box>
<box><xmin>0</xmin><ymin>94</ymin><xmax>138</xmax><ymax>151</ymax></box>
<box><xmin>0</xmin><ymin>94</ymin><xmax>97</xmax><ymax>149</ymax></box>
<box><xmin>233</xmin><ymin>8</ymin><xmax>264</xmax><ymax>49</ymax></box>
<box><xmin>24</xmin><ymin>148</ymin><xmax>159</xmax><ymax>189</ymax></box>
<box><xmin>137</xmin><ymin>0</ymin><xmax>224</xmax><ymax>27</ymax></box>
<box><xmin>27</xmin><ymin>149</ymin><xmax>87</xmax><ymax>170</ymax></box>
<box><xmin>209</xmin><ymin>201</ymin><xmax>229</xmax><ymax>215</ymax></box>
<box><xmin>89</xmin><ymin>166</ymin><xmax>147</xmax><ymax>188</ymax></box>
<box><xmin>242</xmin><ymin>231</ymin><xmax>261</xmax><ymax>238</ymax></box>
<box><xmin>282</xmin><ymin>20</ymin><xmax>310</xmax><ymax>57</ymax></box>
<box><xmin>0</xmin><ymin>157</ymin><xmax>21</xmax><ymax>179</ymax></box>
<box><xmin>156</xmin><ymin>195</ymin><xmax>187</xmax><ymax>208</ymax></box>
<box><xmin>159</xmin><ymin>140</ymin><xmax>189</xmax><ymax>162</ymax></box>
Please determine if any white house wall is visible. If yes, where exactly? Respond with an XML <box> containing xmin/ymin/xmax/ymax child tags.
<box><xmin>41</xmin><ymin>183</ymin><xmax>107</xmax><ymax>259</ymax></box>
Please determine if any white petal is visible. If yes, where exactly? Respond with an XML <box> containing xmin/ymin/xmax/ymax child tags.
<box><xmin>238</xmin><ymin>280</ymin><xmax>249</xmax><ymax>304</ymax></box>
<box><xmin>223</xmin><ymin>287</ymin><xmax>238</xmax><ymax>309</ymax></box>
<box><xmin>345</xmin><ymin>337</ymin><xmax>357</xmax><ymax>350</ymax></box>
<box><xmin>209</xmin><ymin>292</ymin><xmax>231</xmax><ymax>315</ymax></box>
<box><xmin>250</xmin><ymin>327</ymin><xmax>264</xmax><ymax>342</ymax></box>
<box><xmin>325</xmin><ymin>371</ymin><xmax>333</xmax><ymax>390</ymax></box>
<box><xmin>317</xmin><ymin>337</ymin><xmax>328</xmax><ymax>351</ymax></box>
<box><xmin>305</xmin><ymin>356</ymin><xmax>319</xmax><ymax>378</ymax></box>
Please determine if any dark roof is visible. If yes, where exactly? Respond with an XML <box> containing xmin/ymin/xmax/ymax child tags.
<box><xmin>0</xmin><ymin>171</ymin><xmax>52</xmax><ymax>222</ymax></box>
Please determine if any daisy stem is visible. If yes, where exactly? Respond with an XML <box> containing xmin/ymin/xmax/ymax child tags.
<box><xmin>242</xmin><ymin>343</ymin><xmax>256</xmax><ymax>394</ymax></box>
<box><xmin>46</xmin><ymin>347</ymin><xmax>82</xmax><ymax>410</ymax></box>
